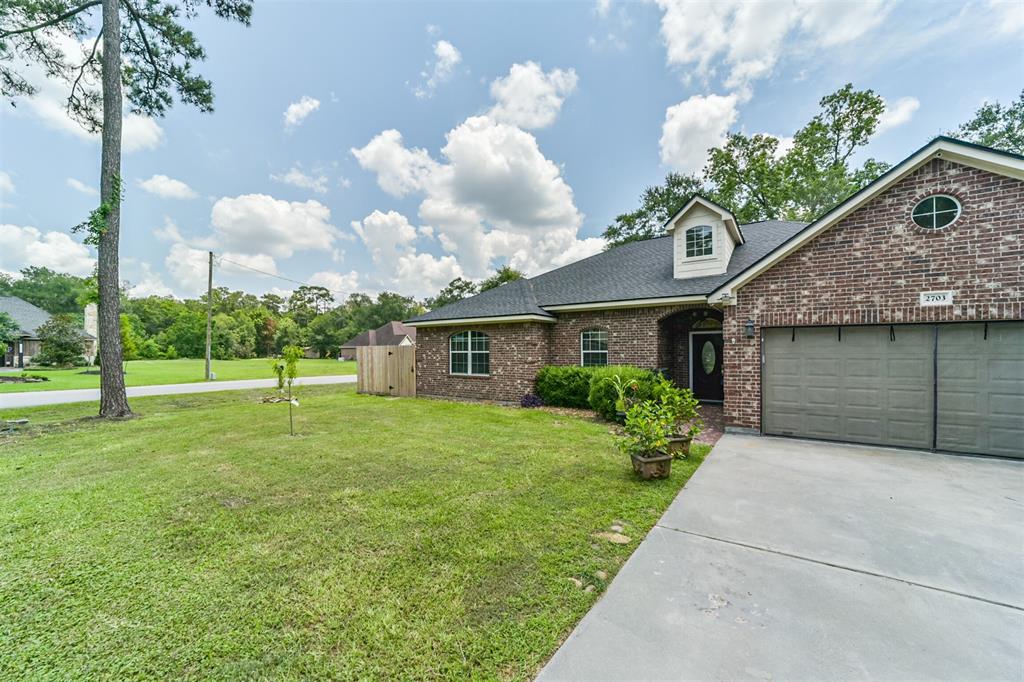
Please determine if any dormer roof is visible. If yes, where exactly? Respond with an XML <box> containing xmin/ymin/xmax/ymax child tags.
<box><xmin>663</xmin><ymin>194</ymin><xmax>745</xmax><ymax>245</ymax></box>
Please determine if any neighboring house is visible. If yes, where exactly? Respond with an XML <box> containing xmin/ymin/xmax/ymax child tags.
<box><xmin>407</xmin><ymin>137</ymin><xmax>1023</xmax><ymax>458</ymax></box>
<box><xmin>339</xmin><ymin>321</ymin><xmax>416</xmax><ymax>360</ymax></box>
<box><xmin>0</xmin><ymin>297</ymin><xmax>97</xmax><ymax>367</ymax></box>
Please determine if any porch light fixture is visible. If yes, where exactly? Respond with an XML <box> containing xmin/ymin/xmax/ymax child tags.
<box><xmin>744</xmin><ymin>319</ymin><xmax>755</xmax><ymax>338</ymax></box>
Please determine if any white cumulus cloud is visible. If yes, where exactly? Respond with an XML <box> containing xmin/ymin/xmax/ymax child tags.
<box><xmin>0</xmin><ymin>224</ymin><xmax>94</xmax><ymax>276</ymax></box>
<box><xmin>877</xmin><ymin>96</ymin><xmax>921</xmax><ymax>135</ymax></box>
<box><xmin>210</xmin><ymin>194</ymin><xmax>337</xmax><ymax>259</ymax></box>
<box><xmin>413</xmin><ymin>40</ymin><xmax>462</xmax><ymax>98</ymax></box>
<box><xmin>0</xmin><ymin>172</ymin><xmax>15</xmax><ymax>195</ymax></box>
<box><xmin>309</xmin><ymin>270</ymin><xmax>360</xmax><ymax>294</ymax></box>
<box><xmin>351</xmin><ymin>210</ymin><xmax>419</xmax><ymax>265</ymax></box>
<box><xmin>164</xmin><ymin>242</ymin><xmax>210</xmax><ymax>296</ymax></box>
<box><xmin>488</xmin><ymin>61</ymin><xmax>579</xmax><ymax>129</ymax></box>
<box><xmin>220</xmin><ymin>252</ymin><xmax>279</xmax><ymax>277</ymax></box>
<box><xmin>138</xmin><ymin>174</ymin><xmax>197</xmax><ymax>199</ymax></box>
<box><xmin>353</xmin><ymin>114</ymin><xmax>601</xmax><ymax>280</ymax></box>
<box><xmin>271</xmin><ymin>166</ymin><xmax>329</xmax><ymax>194</ymax></box>
<box><xmin>283</xmin><ymin>95</ymin><xmax>321</xmax><ymax>129</ymax></box>
<box><xmin>351</xmin><ymin>129</ymin><xmax>439</xmax><ymax>197</ymax></box>
<box><xmin>67</xmin><ymin>177</ymin><xmax>98</xmax><ymax>196</ymax></box>
<box><xmin>655</xmin><ymin>0</ymin><xmax>893</xmax><ymax>92</ymax></box>
<box><xmin>660</xmin><ymin>93</ymin><xmax>739</xmax><ymax>173</ymax></box>
<box><xmin>127</xmin><ymin>263</ymin><xmax>175</xmax><ymax>298</ymax></box>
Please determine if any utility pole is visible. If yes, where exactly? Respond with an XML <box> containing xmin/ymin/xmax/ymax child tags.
<box><xmin>205</xmin><ymin>251</ymin><xmax>213</xmax><ymax>381</ymax></box>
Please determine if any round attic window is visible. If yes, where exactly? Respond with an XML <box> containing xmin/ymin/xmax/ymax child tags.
<box><xmin>911</xmin><ymin>195</ymin><xmax>961</xmax><ymax>229</ymax></box>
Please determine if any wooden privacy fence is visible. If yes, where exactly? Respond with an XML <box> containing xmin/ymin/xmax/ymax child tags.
<box><xmin>356</xmin><ymin>345</ymin><xmax>416</xmax><ymax>397</ymax></box>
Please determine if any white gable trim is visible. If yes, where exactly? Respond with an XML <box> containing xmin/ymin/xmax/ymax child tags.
<box><xmin>708</xmin><ymin>138</ymin><xmax>1024</xmax><ymax>304</ymax></box>
<box><xmin>664</xmin><ymin>195</ymin><xmax>744</xmax><ymax>245</ymax></box>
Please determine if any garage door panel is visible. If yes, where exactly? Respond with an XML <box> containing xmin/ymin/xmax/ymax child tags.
<box><xmin>937</xmin><ymin>322</ymin><xmax>1024</xmax><ymax>457</ymax></box>
<box><xmin>990</xmin><ymin>393</ymin><xmax>1024</xmax><ymax>417</ymax></box>
<box><xmin>888</xmin><ymin>388</ymin><xmax>924</xmax><ymax>410</ymax></box>
<box><xmin>763</xmin><ymin>326</ymin><xmax>933</xmax><ymax>450</ymax></box>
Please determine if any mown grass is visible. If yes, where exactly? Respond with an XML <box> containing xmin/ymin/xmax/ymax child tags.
<box><xmin>0</xmin><ymin>358</ymin><xmax>356</xmax><ymax>393</ymax></box>
<box><xmin>0</xmin><ymin>385</ymin><xmax>708</xmax><ymax>680</ymax></box>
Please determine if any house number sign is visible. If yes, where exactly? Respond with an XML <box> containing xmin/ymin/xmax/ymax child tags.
<box><xmin>919</xmin><ymin>290</ymin><xmax>954</xmax><ymax>306</ymax></box>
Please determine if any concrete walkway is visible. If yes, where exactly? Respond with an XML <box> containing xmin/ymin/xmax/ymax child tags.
<box><xmin>539</xmin><ymin>434</ymin><xmax>1024</xmax><ymax>681</ymax></box>
<box><xmin>0</xmin><ymin>374</ymin><xmax>356</xmax><ymax>409</ymax></box>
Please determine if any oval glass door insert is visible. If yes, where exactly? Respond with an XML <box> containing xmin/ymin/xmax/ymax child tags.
<box><xmin>701</xmin><ymin>340</ymin><xmax>716</xmax><ymax>374</ymax></box>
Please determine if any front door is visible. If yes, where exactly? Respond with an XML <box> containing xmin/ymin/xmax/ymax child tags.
<box><xmin>691</xmin><ymin>332</ymin><xmax>724</xmax><ymax>402</ymax></box>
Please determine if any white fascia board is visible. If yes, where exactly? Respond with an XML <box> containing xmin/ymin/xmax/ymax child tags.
<box><xmin>405</xmin><ymin>314</ymin><xmax>556</xmax><ymax>327</ymax></box>
<box><xmin>708</xmin><ymin>138</ymin><xmax>1024</xmax><ymax>303</ymax></box>
<box><xmin>543</xmin><ymin>295</ymin><xmax>708</xmax><ymax>312</ymax></box>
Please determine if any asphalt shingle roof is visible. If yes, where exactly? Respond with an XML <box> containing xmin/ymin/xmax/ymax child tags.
<box><xmin>341</xmin><ymin>321</ymin><xmax>417</xmax><ymax>348</ymax></box>
<box><xmin>409</xmin><ymin>220</ymin><xmax>808</xmax><ymax>323</ymax></box>
<box><xmin>0</xmin><ymin>296</ymin><xmax>53</xmax><ymax>337</ymax></box>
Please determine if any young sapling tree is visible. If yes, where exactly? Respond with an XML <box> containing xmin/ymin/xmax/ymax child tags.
<box><xmin>269</xmin><ymin>344</ymin><xmax>302</xmax><ymax>435</ymax></box>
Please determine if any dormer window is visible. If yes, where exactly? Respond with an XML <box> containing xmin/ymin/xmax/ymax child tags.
<box><xmin>685</xmin><ymin>225</ymin><xmax>714</xmax><ymax>257</ymax></box>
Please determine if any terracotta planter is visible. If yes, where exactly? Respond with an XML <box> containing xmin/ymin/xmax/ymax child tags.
<box><xmin>630</xmin><ymin>450</ymin><xmax>672</xmax><ymax>480</ymax></box>
<box><xmin>666</xmin><ymin>434</ymin><xmax>692</xmax><ymax>459</ymax></box>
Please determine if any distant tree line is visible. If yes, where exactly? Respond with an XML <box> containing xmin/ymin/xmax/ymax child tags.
<box><xmin>1</xmin><ymin>268</ymin><xmax>424</xmax><ymax>361</ymax></box>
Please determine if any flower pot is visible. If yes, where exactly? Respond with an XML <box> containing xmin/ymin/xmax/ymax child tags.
<box><xmin>615</xmin><ymin>410</ymin><xmax>627</xmax><ymax>424</ymax></box>
<box><xmin>666</xmin><ymin>434</ymin><xmax>692</xmax><ymax>459</ymax></box>
<box><xmin>630</xmin><ymin>450</ymin><xmax>672</xmax><ymax>480</ymax></box>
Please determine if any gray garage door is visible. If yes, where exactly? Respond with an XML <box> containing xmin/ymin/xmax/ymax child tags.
<box><xmin>937</xmin><ymin>322</ymin><xmax>1024</xmax><ymax>457</ymax></box>
<box><xmin>763</xmin><ymin>322</ymin><xmax>1024</xmax><ymax>458</ymax></box>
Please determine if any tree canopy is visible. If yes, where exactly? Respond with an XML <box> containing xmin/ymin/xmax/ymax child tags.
<box><xmin>602</xmin><ymin>83</ymin><xmax>891</xmax><ymax>247</ymax></box>
<box><xmin>0</xmin><ymin>311</ymin><xmax>19</xmax><ymax>345</ymax></box>
<box><xmin>0</xmin><ymin>267</ymin><xmax>93</xmax><ymax>316</ymax></box>
<box><xmin>952</xmin><ymin>89</ymin><xmax>1023</xmax><ymax>154</ymax></box>
<box><xmin>425</xmin><ymin>266</ymin><xmax>526</xmax><ymax>311</ymax></box>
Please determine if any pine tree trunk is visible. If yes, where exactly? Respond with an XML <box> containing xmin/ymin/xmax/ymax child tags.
<box><xmin>97</xmin><ymin>0</ymin><xmax>130</xmax><ymax>418</ymax></box>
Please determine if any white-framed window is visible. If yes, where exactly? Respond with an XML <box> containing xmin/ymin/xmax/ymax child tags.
<box><xmin>911</xmin><ymin>195</ymin><xmax>961</xmax><ymax>229</ymax></box>
<box><xmin>685</xmin><ymin>225</ymin><xmax>714</xmax><ymax>257</ymax></box>
<box><xmin>450</xmin><ymin>330</ymin><xmax>489</xmax><ymax>376</ymax></box>
<box><xmin>581</xmin><ymin>329</ymin><xmax>608</xmax><ymax>367</ymax></box>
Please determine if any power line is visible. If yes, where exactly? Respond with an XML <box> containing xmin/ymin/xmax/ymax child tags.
<box><xmin>215</xmin><ymin>254</ymin><xmax>352</xmax><ymax>298</ymax></box>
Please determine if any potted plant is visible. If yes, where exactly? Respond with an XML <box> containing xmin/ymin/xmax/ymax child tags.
<box><xmin>617</xmin><ymin>399</ymin><xmax>675</xmax><ymax>479</ymax></box>
<box><xmin>654</xmin><ymin>376</ymin><xmax>703</xmax><ymax>458</ymax></box>
<box><xmin>603</xmin><ymin>374</ymin><xmax>639</xmax><ymax>423</ymax></box>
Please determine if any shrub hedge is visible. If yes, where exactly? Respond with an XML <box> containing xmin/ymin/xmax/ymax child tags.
<box><xmin>535</xmin><ymin>365</ymin><xmax>594</xmax><ymax>408</ymax></box>
<box><xmin>586</xmin><ymin>365</ymin><xmax>659</xmax><ymax>421</ymax></box>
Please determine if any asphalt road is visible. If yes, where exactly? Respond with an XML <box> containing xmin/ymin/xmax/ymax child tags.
<box><xmin>0</xmin><ymin>374</ymin><xmax>357</xmax><ymax>409</ymax></box>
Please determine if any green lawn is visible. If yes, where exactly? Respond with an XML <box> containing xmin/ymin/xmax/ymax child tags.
<box><xmin>0</xmin><ymin>358</ymin><xmax>356</xmax><ymax>393</ymax></box>
<box><xmin>0</xmin><ymin>386</ymin><xmax>708</xmax><ymax>680</ymax></box>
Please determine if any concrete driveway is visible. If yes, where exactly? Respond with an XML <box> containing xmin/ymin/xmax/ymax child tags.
<box><xmin>539</xmin><ymin>434</ymin><xmax>1024</xmax><ymax>681</ymax></box>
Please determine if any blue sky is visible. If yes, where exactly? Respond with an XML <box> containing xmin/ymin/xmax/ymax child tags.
<box><xmin>0</xmin><ymin>0</ymin><xmax>1021</xmax><ymax>301</ymax></box>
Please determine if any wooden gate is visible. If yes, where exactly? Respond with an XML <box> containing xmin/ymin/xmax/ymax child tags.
<box><xmin>356</xmin><ymin>345</ymin><xmax>416</xmax><ymax>397</ymax></box>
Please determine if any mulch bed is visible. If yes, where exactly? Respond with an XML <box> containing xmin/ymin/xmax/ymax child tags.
<box><xmin>0</xmin><ymin>375</ymin><xmax>48</xmax><ymax>384</ymax></box>
<box><xmin>536</xmin><ymin>402</ymin><xmax>725</xmax><ymax>446</ymax></box>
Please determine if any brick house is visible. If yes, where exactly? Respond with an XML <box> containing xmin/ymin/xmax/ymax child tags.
<box><xmin>407</xmin><ymin>137</ymin><xmax>1023</xmax><ymax>458</ymax></box>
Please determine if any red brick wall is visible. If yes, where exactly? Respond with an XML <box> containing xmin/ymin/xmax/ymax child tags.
<box><xmin>415</xmin><ymin>304</ymin><xmax>712</xmax><ymax>402</ymax></box>
<box><xmin>724</xmin><ymin>158</ymin><xmax>1024</xmax><ymax>429</ymax></box>
<box><xmin>547</xmin><ymin>304</ymin><xmax>706</xmax><ymax>368</ymax></box>
<box><xmin>415</xmin><ymin>322</ymin><xmax>553</xmax><ymax>402</ymax></box>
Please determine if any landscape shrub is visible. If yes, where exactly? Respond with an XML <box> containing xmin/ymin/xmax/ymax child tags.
<box><xmin>535</xmin><ymin>365</ymin><xmax>594</xmax><ymax>408</ymax></box>
<box><xmin>33</xmin><ymin>314</ymin><xmax>87</xmax><ymax>367</ymax></box>
<box><xmin>520</xmin><ymin>393</ymin><xmax>543</xmax><ymax>408</ymax></box>
<box><xmin>587</xmin><ymin>365</ymin><xmax>659</xmax><ymax>421</ymax></box>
